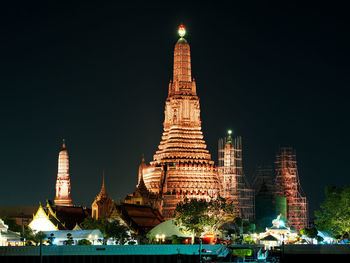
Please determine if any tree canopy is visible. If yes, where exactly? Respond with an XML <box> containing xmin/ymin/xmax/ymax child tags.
<box><xmin>315</xmin><ymin>185</ymin><xmax>350</xmax><ymax>237</ymax></box>
<box><xmin>81</xmin><ymin>217</ymin><xmax>130</xmax><ymax>244</ymax></box>
<box><xmin>22</xmin><ymin>227</ymin><xmax>46</xmax><ymax>246</ymax></box>
<box><xmin>174</xmin><ymin>197</ymin><xmax>236</xmax><ymax>242</ymax></box>
<box><xmin>300</xmin><ymin>226</ymin><xmax>318</xmax><ymax>239</ymax></box>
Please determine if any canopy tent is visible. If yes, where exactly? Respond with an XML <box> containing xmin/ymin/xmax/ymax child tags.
<box><xmin>148</xmin><ymin>219</ymin><xmax>188</xmax><ymax>238</ymax></box>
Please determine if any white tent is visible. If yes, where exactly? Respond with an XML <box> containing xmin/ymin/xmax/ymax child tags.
<box><xmin>148</xmin><ymin>219</ymin><xmax>188</xmax><ymax>238</ymax></box>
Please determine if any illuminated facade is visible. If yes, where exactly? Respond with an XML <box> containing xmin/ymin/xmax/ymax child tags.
<box><xmin>29</xmin><ymin>201</ymin><xmax>90</xmax><ymax>232</ymax></box>
<box><xmin>28</xmin><ymin>203</ymin><xmax>59</xmax><ymax>232</ymax></box>
<box><xmin>91</xmin><ymin>173</ymin><xmax>116</xmax><ymax>220</ymax></box>
<box><xmin>138</xmin><ymin>26</ymin><xmax>220</xmax><ymax>219</ymax></box>
<box><xmin>54</xmin><ymin>140</ymin><xmax>73</xmax><ymax>206</ymax></box>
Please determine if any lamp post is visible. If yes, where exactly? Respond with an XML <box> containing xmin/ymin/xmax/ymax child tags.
<box><xmin>39</xmin><ymin>237</ymin><xmax>43</xmax><ymax>263</ymax></box>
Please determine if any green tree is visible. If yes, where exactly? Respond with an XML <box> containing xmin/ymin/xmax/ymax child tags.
<box><xmin>174</xmin><ymin>197</ymin><xmax>236</xmax><ymax>243</ymax></box>
<box><xmin>81</xmin><ymin>217</ymin><xmax>130</xmax><ymax>244</ymax></box>
<box><xmin>31</xmin><ymin>231</ymin><xmax>47</xmax><ymax>246</ymax></box>
<box><xmin>47</xmin><ymin>233</ymin><xmax>55</xmax><ymax>245</ymax></box>
<box><xmin>22</xmin><ymin>227</ymin><xmax>47</xmax><ymax>246</ymax></box>
<box><xmin>300</xmin><ymin>227</ymin><xmax>318</xmax><ymax>239</ymax></box>
<box><xmin>77</xmin><ymin>239</ymin><xmax>92</xmax><ymax>245</ymax></box>
<box><xmin>104</xmin><ymin>219</ymin><xmax>130</xmax><ymax>245</ymax></box>
<box><xmin>81</xmin><ymin>217</ymin><xmax>102</xmax><ymax>230</ymax></box>
<box><xmin>64</xmin><ymin>233</ymin><xmax>74</xmax><ymax>245</ymax></box>
<box><xmin>315</xmin><ymin>185</ymin><xmax>350</xmax><ymax>237</ymax></box>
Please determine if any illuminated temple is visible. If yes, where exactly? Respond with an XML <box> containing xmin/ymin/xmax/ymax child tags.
<box><xmin>54</xmin><ymin>140</ymin><xmax>72</xmax><ymax>207</ymax></box>
<box><xmin>125</xmin><ymin>25</ymin><xmax>307</xmax><ymax>228</ymax></box>
<box><xmin>128</xmin><ymin>25</ymin><xmax>221</xmax><ymax>219</ymax></box>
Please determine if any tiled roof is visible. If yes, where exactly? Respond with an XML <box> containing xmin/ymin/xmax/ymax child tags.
<box><xmin>116</xmin><ymin>203</ymin><xmax>164</xmax><ymax>235</ymax></box>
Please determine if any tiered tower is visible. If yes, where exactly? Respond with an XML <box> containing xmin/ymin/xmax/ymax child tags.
<box><xmin>274</xmin><ymin>147</ymin><xmax>308</xmax><ymax>231</ymax></box>
<box><xmin>218</xmin><ymin>131</ymin><xmax>254</xmax><ymax>220</ymax></box>
<box><xmin>92</xmin><ymin>173</ymin><xmax>115</xmax><ymax>219</ymax></box>
<box><xmin>54</xmin><ymin>140</ymin><xmax>73</xmax><ymax>206</ymax></box>
<box><xmin>141</xmin><ymin>25</ymin><xmax>220</xmax><ymax>219</ymax></box>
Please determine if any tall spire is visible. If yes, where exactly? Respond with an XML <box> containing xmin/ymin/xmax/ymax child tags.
<box><xmin>138</xmin><ymin>154</ymin><xmax>147</xmax><ymax>186</ymax></box>
<box><xmin>153</xmin><ymin>25</ymin><xmax>210</xmax><ymax>164</ymax></box>
<box><xmin>54</xmin><ymin>139</ymin><xmax>72</xmax><ymax>206</ymax></box>
<box><xmin>98</xmin><ymin>170</ymin><xmax>107</xmax><ymax>197</ymax></box>
<box><xmin>173</xmin><ymin>24</ymin><xmax>192</xmax><ymax>83</ymax></box>
<box><xmin>144</xmin><ymin>25</ymin><xmax>220</xmax><ymax>219</ymax></box>
<box><xmin>91</xmin><ymin>171</ymin><xmax>114</xmax><ymax>220</ymax></box>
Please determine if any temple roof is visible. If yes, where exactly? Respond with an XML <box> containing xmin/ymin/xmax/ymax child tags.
<box><xmin>29</xmin><ymin>201</ymin><xmax>91</xmax><ymax>231</ymax></box>
<box><xmin>116</xmin><ymin>203</ymin><xmax>164</xmax><ymax>235</ymax></box>
<box><xmin>50</xmin><ymin>203</ymin><xmax>90</xmax><ymax>230</ymax></box>
<box><xmin>29</xmin><ymin>203</ymin><xmax>61</xmax><ymax>231</ymax></box>
<box><xmin>93</xmin><ymin>173</ymin><xmax>114</xmax><ymax>205</ymax></box>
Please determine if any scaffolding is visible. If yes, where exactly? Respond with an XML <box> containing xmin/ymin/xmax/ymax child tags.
<box><xmin>218</xmin><ymin>135</ymin><xmax>255</xmax><ymax>221</ymax></box>
<box><xmin>252</xmin><ymin>164</ymin><xmax>275</xmax><ymax>194</ymax></box>
<box><xmin>274</xmin><ymin>147</ymin><xmax>308</xmax><ymax>231</ymax></box>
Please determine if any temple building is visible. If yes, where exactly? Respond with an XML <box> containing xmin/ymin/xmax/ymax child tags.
<box><xmin>28</xmin><ymin>201</ymin><xmax>90</xmax><ymax>232</ymax></box>
<box><xmin>130</xmin><ymin>25</ymin><xmax>221</xmax><ymax>219</ymax></box>
<box><xmin>54</xmin><ymin>140</ymin><xmax>73</xmax><ymax>207</ymax></box>
<box><xmin>124</xmin><ymin>156</ymin><xmax>162</xmax><ymax>210</ymax></box>
<box><xmin>28</xmin><ymin>203</ymin><xmax>61</xmax><ymax>232</ymax></box>
<box><xmin>91</xmin><ymin>173</ymin><xmax>116</xmax><ymax>220</ymax></box>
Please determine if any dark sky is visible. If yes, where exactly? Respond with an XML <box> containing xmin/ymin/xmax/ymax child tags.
<box><xmin>1</xmin><ymin>1</ymin><xmax>349</xmax><ymax>218</ymax></box>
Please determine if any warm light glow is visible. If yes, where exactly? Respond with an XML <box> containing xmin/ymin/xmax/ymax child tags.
<box><xmin>204</xmin><ymin>233</ymin><xmax>214</xmax><ymax>238</ymax></box>
<box><xmin>29</xmin><ymin>205</ymin><xmax>58</xmax><ymax>232</ymax></box>
<box><xmin>178</xmin><ymin>24</ymin><xmax>186</xmax><ymax>37</ymax></box>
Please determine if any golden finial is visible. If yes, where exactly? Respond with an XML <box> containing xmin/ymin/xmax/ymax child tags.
<box><xmin>62</xmin><ymin>139</ymin><xmax>66</xmax><ymax>149</ymax></box>
<box><xmin>178</xmin><ymin>24</ymin><xmax>186</xmax><ymax>38</ymax></box>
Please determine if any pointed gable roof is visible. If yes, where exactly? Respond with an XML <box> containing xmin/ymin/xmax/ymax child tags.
<box><xmin>28</xmin><ymin>203</ymin><xmax>59</xmax><ymax>232</ymax></box>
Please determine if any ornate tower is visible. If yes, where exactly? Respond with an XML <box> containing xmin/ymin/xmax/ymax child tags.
<box><xmin>54</xmin><ymin>140</ymin><xmax>73</xmax><ymax>206</ymax></box>
<box><xmin>141</xmin><ymin>25</ymin><xmax>220</xmax><ymax>219</ymax></box>
<box><xmin>92</xmin><ymin>173</ymin><xmax>115</xmax><ymax>219</ymax></box>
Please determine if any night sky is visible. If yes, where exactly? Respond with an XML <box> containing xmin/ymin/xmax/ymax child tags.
<box><xmin>1</xmin><ymin>1</ymin><xmax>349</xmax><ymax>218</ymax></box>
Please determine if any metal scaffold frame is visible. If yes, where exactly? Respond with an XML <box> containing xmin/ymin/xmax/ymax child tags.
<box><xmin>218</xmin><ymin>136</ymin><xmax>255</xmax><ymax>221</ymax></box>
<box><xmin>274</xmin><ymin>147</ymin><xmax>308</xmax><ymax>231</ymax></box>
